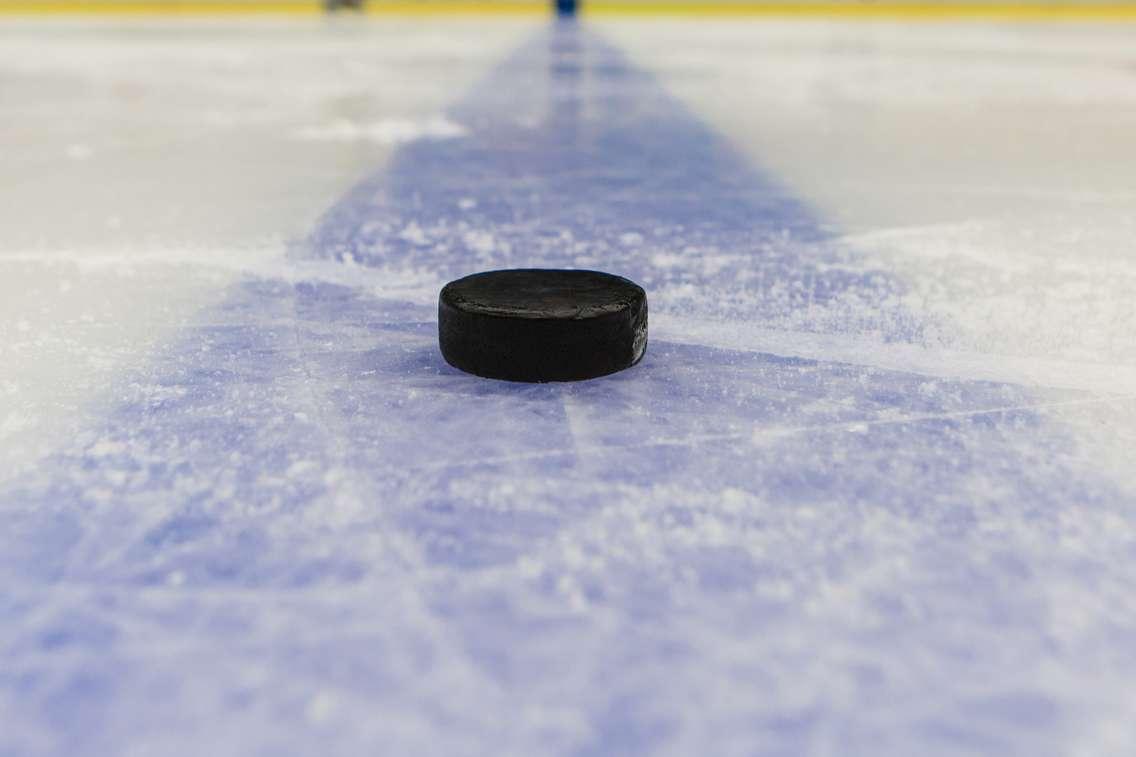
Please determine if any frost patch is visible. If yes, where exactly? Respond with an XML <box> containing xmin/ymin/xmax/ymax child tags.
<box><xmin>291</xmin><ymin>116</ymin><xmax>467</xmax><ymax>145</ymax></box>
<box><xmin>463</xmin><ymin>230</ymin><xmax>497</xmax><ymax>255</ymax></box>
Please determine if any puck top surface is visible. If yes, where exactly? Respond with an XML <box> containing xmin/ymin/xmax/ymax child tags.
<box><xmin>441</xmin><ymin>269</ymin><xmax>643</xmax><ymax>320</ymax></box>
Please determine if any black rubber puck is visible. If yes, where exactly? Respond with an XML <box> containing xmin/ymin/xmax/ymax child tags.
<box><xmin>439</xmin><ymin>269</ymin><xmax>648</xmax><ymax>382</ymax></box>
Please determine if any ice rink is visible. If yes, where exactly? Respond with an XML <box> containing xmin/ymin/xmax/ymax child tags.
<box><xmin>2</xmin><ymin>14</ymin><xmax>1136</xmax><ymax>755</ymax></box>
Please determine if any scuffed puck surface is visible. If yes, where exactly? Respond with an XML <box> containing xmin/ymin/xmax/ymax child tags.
<box><xmin>439</xmin><ymin>269</ymin><xmax>647</xmax><ymax>382</ymax></box>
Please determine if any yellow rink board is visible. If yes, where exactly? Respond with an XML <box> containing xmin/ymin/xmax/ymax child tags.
<box><xmin>2</xmin><ymin>1</ymin><xmax>1136</xmax><ymax>18</ymax></box>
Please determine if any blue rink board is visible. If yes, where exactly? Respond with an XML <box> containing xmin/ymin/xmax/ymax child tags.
<box><xmin>2</xmin><ymin>23</ymin><xmax>1135</xmax><ymax>757</ymax></box>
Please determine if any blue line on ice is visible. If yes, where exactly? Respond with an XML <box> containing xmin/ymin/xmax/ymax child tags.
<box><xmin>2</xmin><ymin>23</ymin><xmax>1133</xmax><ymax>757</ymax></box>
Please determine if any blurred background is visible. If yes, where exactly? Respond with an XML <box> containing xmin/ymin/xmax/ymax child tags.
<box><xmin>2</xmin><ymin>0</ymin><xmax>1135</xmax><ymax>16</ymax></box>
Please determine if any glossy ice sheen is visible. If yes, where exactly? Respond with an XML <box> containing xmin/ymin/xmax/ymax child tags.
<box><xmin>2</xmin><ymin>17</ymin><xmax>1136</xmax><ymax>757</ymax></box>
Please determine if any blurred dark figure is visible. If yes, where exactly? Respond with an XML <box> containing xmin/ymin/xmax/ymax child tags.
<box><xmin>325</xmin><ymin>0</ymin><xmax>365</xmax><ymax>11</ymax></box>
<box><xmin>555</xmin><ymin>0</ymin><xmax>578</xmax><ymax>18</ymax></box>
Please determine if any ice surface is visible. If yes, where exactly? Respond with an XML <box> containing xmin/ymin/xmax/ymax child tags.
<box><xmin>604</xmin><ymin>20</ymin><xmax>1136</xmax><ymax>368</ymax></box>
<box><xmin>291</xmin><ymin>116</ymin><xmax>469</xmax><ymax>144</ymax></box>
<box><xmin>0</xmin><ymin>19</ymin><xmax>535</xmax><ymax>480</ymax></box>
<box><xmin>2</xmin><ymin>17</ymin><xmax>1136</xmax><ymax>757</ymax></box>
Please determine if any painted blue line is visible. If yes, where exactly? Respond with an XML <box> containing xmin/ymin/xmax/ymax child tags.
<box><xmin>2</xmin><ymin>23</ymin><xmax>1131</xmax><ymax>757</ymax></box>
<box><xmin>310</xmin><ymin>25</ymin><xmax>919</xmax><ymax>339</ymax></box>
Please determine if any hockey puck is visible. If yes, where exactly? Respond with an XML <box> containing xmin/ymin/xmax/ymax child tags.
<box><xmin>439</xmin><ymin>269</ymin><xmax>648</xmax><ymax>382</ymax></box>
